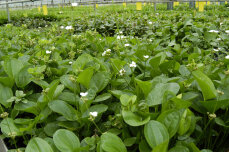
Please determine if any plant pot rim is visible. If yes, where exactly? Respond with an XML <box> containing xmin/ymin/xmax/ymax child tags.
<box><xmin>0</xmin><ymin>139</ymin><xmax>8</xmax><ymax>152</ymax></box>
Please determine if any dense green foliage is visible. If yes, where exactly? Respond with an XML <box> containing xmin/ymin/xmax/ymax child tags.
<box><xmin>0</xmin><ymin>3</ymin><xmax>229</xmax><ymax>152</ymax></box>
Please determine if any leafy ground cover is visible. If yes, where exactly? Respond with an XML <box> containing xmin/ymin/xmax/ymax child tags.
<box><xmin>0</xmin><ymin>3</ymin><xmax>229</xmax><ymax>152</ymax></box>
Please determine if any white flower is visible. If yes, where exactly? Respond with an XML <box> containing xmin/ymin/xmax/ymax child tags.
<box><xmin>125</xmin><ymin>44</ymin><xmax>130</xmax><ymax>47</ymax></box>
<box><xmin>119</xmin><ymin>31</ymin><xmax>123</xmax><ymax>34</ymax></box>
<box><xmin>148</xmin><ymin>21</ymin><xmax>153</xmax><ymax>24</ymax></box>
<box><xmin>69</xmin><ymin>61</ymin><xmax>73</xmax><ymax>64</ymax></box>
<box><xmin>217</xmin><ymin>38</ymin><xmax>221</xmax><ymax>41</ymax></box>
<box><xmin>46</xmin><ymin>50</ymin><xmax>52</xmax><ymax>54</ymax></box>
<box><xmin>213</xmin><ymin>48</ymin><xmax>220</xmax><ymax>52</ymax></box>
<box><xmin>102</xmin><ymin>51</ymin><xmax>106</xmax><ymax>56</ymax></box>
<box><xmin>65</xmin><ymin>26</ymin><xmax>73</xmax><ymax>30</ymax></box>
<box><xmin>207</xmin><ymin>112</ymin><xmax>216</xmax><ymax>119</ymax></box>
<box><xmin>225</xmin><ymin>30</ymin><xmax>229</xmax><ymax>34</ymax></box>
<box><xmin>80</xmin><ymin>92</ymin><xmax>88</xmax><ymax>97</ymax></box>
<box><xmin>225</xmin><ymin>55</ymin><xmax>229</xmax><ymax>59</ymax></box>
<box><xmin>60</xmin><ymin>26</ymin><xmax>64</xmax><ymax>29</ymax></box>
<box><xmin>72</xmin><ymin>3</ymin><xmax>78</xmax><ymax>6</ymax></box>
<box><xmin>117</xmin><ymin>35</ymin><xmax>124</xmax><ymax>39</ymax></box>
<box><xmin>99</xmin><ymin>38</ymin><xmax>102</xmax><ymax>40</ymax></box>
<box><xmin>89</xmin><ymin>111</ymin><xmax>98</xmax><ymax>117</ymax></box>
<box><xmin>45</xmin><ymin>25</ymin><xmax>48</xmax><ymax>27</ymax></box>
<box><xmin>119</xmin><ymin>68</ymin><xmax>126</xmax><ymax>76</ymax></box>
<box><xmin>209</xmin><ymin>30</ymin><xmax>219</xmax><ymax>33</ymax></box>
<box><xmin>129</xmin><ymin>61</ymin><xmax>137</xmax><ymax>68</ymax></box>
<box><xmin>143</xmin><ymin>55</ymin><xmax>149</xmax><ymax>59</ymax></box>
<box><xmin>155</xmin><ymin>13</ymin><xmax>159</xmax><ymax>15</ymax></box>
<box><xmin>102</xmin><ymin>49</ymin><xmax>111</xmax><ymax>56</ymax></box>
<box><xmin>106</xmin><ymin>49</ymin><xmax>111</xmax><ymax>53</ymax></box>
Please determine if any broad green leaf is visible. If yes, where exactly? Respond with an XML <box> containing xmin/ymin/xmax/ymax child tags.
<box><xmin>144</xmin><ymin>120</ymin><xmax>169</xmax><ymax>149</ymax></box>
<box><xmin>77</xmin><ymin>67</ymin><xmax>94</xmax><ymax>89</ymax></box>
<box><xmin>135</xmin><ymin>79</ymin><xmax>152</xmax><ymax>97</ymax></box>
<box><xmin>120</xmin><ymin>94</ymin><xmax>136</xmax><ymax>106</ymax></box>
<box><xmin>215</xmin><ymin>117</ymin><xmax>229</xmax><ymax>128</ymax></box>
<box><xmin>0</xmin><ymin>83</ymin><xmax>13</xmax><ymax>107</ymax></box>
<box><xmin>32</xmin><ymin>80</ymin><xmax>49</xmax><ymax>89</ymax></box>
<box><xmin>25</xmin><ymin>137</ymin><xmax>53</xmax><ymax>152</ymax></box>
<box><xmin>162</xmin><ymin>97</ymin><xmax>192</xmax><ymax>112</ymax></box>
<box><xmin>152</xmin><ymin>141</ymin><xmax>169</xmax><ymax>152</ymax></box>
<box><xmin>53</xmin><ymin>84</ymin><xmax>65</xmax><ymax>99</ymax></box>
<box><xmin>94</xmin><ymin>93</ymin><xmax>111</xmax><ymax>103</ymax></box>
<box><xmin>60</xmin><ymin>75</ymin><xmax>80</xmax><ymax>93</ymax></box>
<box><xmin>0</xmin><ymin>77</ymin><xmax>14</xmax><ymax>88</ymax></box>
<box><xmin>58</xmin><ymin>92</ymin><xmax>80</xmax><ymax>106</ymax></box>
<box><xmin>3</xmin><ymin>58</ymin><xmax>23</xmax><ymax>78</ymax></box>
<box><xmin>110</xmin><ymin>58</ymin><xmax>126</xmax><ymax>74</ymax></box>
<box><xmin>44</xmin><ymin>122</ymin><xmax>60</xmax><ymax>136</ymax></box>
<box><xmin>48</xmin><ymin>100</ymin><xmax>78</xmax><ymax>121</ymax></box>
<box><xmin>122</xmin><ymin>110</ymin><xmax>150</xmax><ymax>126</ymax></box>
<box><xmin>199</xmin><ymin>99</ymin><xmax>229</xmax><ymax>113</ymax></box>
<box><xmin>179</xmin><ymin>65</ymin><xmax>191</xmax><ymax>77</ymax></box>
<box><xmin>101</xmin><ymin>132</ymin><xmax>127</xmax><ymax>152</ymax></box>
<box><xmin>169</xmin><ymin>145</ymin><xmax>190</xmax><ymax>152</ymax></box>
<box><xmin>192</xmin><ymin>70</ymin><xmax>217</xmax><ymax>101</ymax></box>
<box><xmin>53</xmin><ymin>129</ymin><xmax>80</xmax><ymax>152</ymax></box>
<box><xmin>124</xmin><ymin>137</ymin><xmax>136</xmax><ymax>147</ymax></box>
<box><xmin>204</xmin><ymin>31</ymin><xmax>217</xmax><ymax>42</ymax></box>
<box><xmin>110</xmin><ymin>90</ymin><xmax>134</xmax><ymax>99</ymax></box>
<box><xmin>15</xmin><ymin>65</ymin><xmax>32</xmax><ymax>88</ymax></box>
<box><xmin>44</xmin><ymin>137</ymin><xmax>59</xmax><ymax>152</ymax></box>
<box><xmin>72</xmin><ymin>54</ymin><xmax>93</xmax><ymax>74</ymax></box>
<box><xmin>0</xmin><ymin>118</ymin><xmax>21</xmax><ymax>137</ymax></box>
<box><xmin>58</xmin><ymin>121</ymin><xmax>80</xmax><ymax>130</ymax></box>
<box><xmin>89</xmin><ymin>71</ymin><xmax>110</xmax><ymax>93</ymax></box>
<box><xmin>146</xmin><ymin>83</ymin><xmax>180</xmax><ymax>106</ymax></box>
<box><xmin>82</xmin><ymin>104</ymin><xmax>108</xmax><ymax>118</ymax></box>
<box><xmin>14</xmin><ymin>101</ymin><xmax>39</xmax><ymax>115</ymax></box>
<box><xmin>139</xmin><ymin>140</ymin><xmax>151</xmax><ymax>152</ymax></box>
<box><xmin>46</xmin><ymin>80</ymin><xmax>60</xmax><ymax>101</ymax></box>
<box><xmin>157</xmin><ymin>109</ymin><xmax>181</xmax><ymax>138</ymax></box>
<box><xmin>178</xmin><ymin>109</ymin><xmax>195</xmax><ymax>136</ymax></box>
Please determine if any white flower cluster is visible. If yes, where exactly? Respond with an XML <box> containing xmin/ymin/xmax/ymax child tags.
<box><xmin>125</xmin><ymin>44</ymin><xmax>130</xmax><ymax>47</ymax></box>
<box><xmin>102</xmin><ymin>49</ymin><xmax>111</xmax><ymax>56</ymax></box>
<box><xmin>225</xmin><ymin>55</ymin><xmax>229</xmax><ymax>59</ymax></box>
<box><xmin>143</xmin><ymin>55</ymin><xmax>149</xmax><ymax>59</ymax></box>
<box><xmin>90</xmin><ymin>111</ymin><xmax>98</xmax><ymax>117</ymax></box>
<box><xmin>80</xmin><ymin>92</ymin><xmax>88</xmax><ymax>97</ymax></box>
<box><xmin>148</xmin><ymin>21</ymin><xmax>153</xmax><ymax>25</ymax></box>
<box><xmin>129</xmin><ymin>61</ymin><xmax>137</xmax><ymax>68</ymax></box>
<box><xmin>65</xmin><ymin>26</ymin><xmax>73</xmax><ymax>30</ymax></box>
<box><xmin>209</xmin><ymin>30</ymin><xmax>219</xmax><ymax>33</ymax></box>
<box><xmin>117</xmin><ymin>35</ymin><xmax>125</xmax><ymax>39</ymax></box>
<box><xmin>46</xmin><ymin>50</ymin><xmax>52</xmax><ymax>54</ymax></box>
<box><xmin>207</xmin><ymin>112</ymin><xmax>216</xmax><ymax>119</ymax></box>
<box><xmin>117</xmin><ymin>31</ymin><xmax>126</xmax><ymax>40</ymax></box>
<box><xmin>60</xmin><ymin>25</ymin><xmax>73</xmax><ymax>30</ymax></box>
<box><xmin>225</xmin><ymin>30</ymin><xmax>229</xmax><ymax>34</ymax></box>
<box><xmin>0</xmin><ymin>112</ymin><xmax>9</xmax><ymax>118</ymax></box>
<box><xmin>213</xmin><ymin>48</ymin><xmax>221</xmax><ymax>52</ymax></box>
<box><xmin>119</xmin><ymin>68</ymin><xmax>126</xmax><ymax>76</ymax></box>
